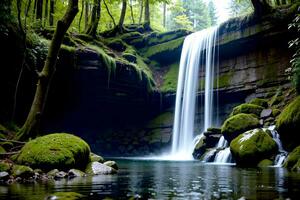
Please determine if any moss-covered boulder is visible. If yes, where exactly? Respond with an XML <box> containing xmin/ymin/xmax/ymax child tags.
<box><xmin>192</xmin><ymin>136</ymin><xmax>206</xmax><ymax>159</ymax></box>
<box><xmin>257</xmin><ymin>159</ymin><xmax>273</xmax><ymax>167</ymax></box>
<box><xmin>16</xmin><ymin>133</ymin><xmax>91</xmax><ymax>171</ymax></box>
<box><xmin>230</xmin><ymin>103</ymin><xmax>264</xmax><ymax>117</ymax></box>
<box><xmin>276</xmin><ymin>96</ymin><xmax>300</xmax><ymax>151</ymax></box>
<box><xmin>221</xmin><ymin>113</ymin><xmax>260</xmax><ymax>142</ymax></box>
<box><xmin>230</xmin><ymin>129</ymin><xmax>278</xmax><ymax>166</ymax></box>
<box><xmin>12</xmin><ymin>164</ymin><xmax>34</xmax><ymax>178</ymax></box>
<box><xmin>283</xmin><ymin>145</ymin><xmax>300</xmax><ymax>172</ymax></box>
<box><xmin>90</xmin><ymin>153</ymin><xmax>104</xmax><ymax>163</ymax></box>
<box><xmin>249</xmin><ymin>98</ymin><xmax>269</xmax><ymax>108</ymax></box>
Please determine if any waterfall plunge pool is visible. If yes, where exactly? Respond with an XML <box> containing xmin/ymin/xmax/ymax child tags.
<box><xmin>1</xmin><ymin>159</ymin><xmax>300</xmax><ymax>199</ymax></box>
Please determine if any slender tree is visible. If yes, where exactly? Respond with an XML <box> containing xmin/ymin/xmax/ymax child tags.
<box><xmin>49</xmin><ymin>0</ymin><xmax>54</xmax><ymax>26</ymax></box>
<box><xmin>84</xmin><ymin>0</ymin><xmax>89</xmax><ymax>31</ymax></box>
<box><xmin>144</xmin><ymin>0</ymin><xmax>150</xmax><ymax>25</ymax></box>
<box><xmin>103</xmin><ymin>0</ymin><xmax>116</xmax><ymax>27</ymax></box>
<box><xmin>17</xmin><ymin>0</ymin><xmax>79</xmax><ymax>140</ymax></box>
<box><xmin>86</xmin><ymin>0</ymin><xmax>101</xmax><ymax>36</ymax></box>
<box><xmin>129</xmin><ymin>0</ymin><xmax>135</xmax><ymax>23</ymax></box>
<box><xmin>139</xmin><ymin>0</ymin><xmax>144</xmax><ymax>24</ymax></box>
<box><xmin>36</xmin><ymin>0</ymin><xmax>43</xmax><ymax>25</ymax></box>
<box><xmin>119</xmin><ymin>0</ymin><xmax>127</xmax><ymax>29</ymax></box>
<box><xmin>44</xmin><ymin>0</ymin><xmax>49</xmax><ymax>26</ymax></box>
<box><xmin>163</xmin><ymin>2</ymin><xmax>166</xmax><ymax>27</ymax></box>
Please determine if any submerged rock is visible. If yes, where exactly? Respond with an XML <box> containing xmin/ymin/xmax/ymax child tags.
<box><xmin>257</xmin><ymin>159</ymin><xmax>273</xmax><ymax>167</ymax></box>
<box><xmin>0</xmin><ymin>172</ymin><xmax>9</xmax><ymax>181</ymax></box>
<box><xmin>283</xmin><ymin>145</ymin><xmax>300</xmax><ymax>172</ymax></box>
<box><xmin>230</xmin><ymin>129</ymin><xmax>278</xmax><ymax>166</ymax></box>
<box><xmin>68</xmin><ymin>169</ymin><xmax>85</xmax><ymax>178</ymax></box>
<box><xmin>104</xmin><ymin>161</ymin><xmax>118</xmax><ymax>170</ymax></box>
<box><xmin>16</xmin><ymin>133</ymin><xmax>91</xmax><ymax>171</ymax></box>
<box><xmin>85</xmin><ymin>162</ymin><xmax>117</xmax><ymax>175</ymax></box>
<box><xmin>221</xmin><ymin>113</ymin><xmax>260</xmax><ymax>142</ymax></box>
<box><xmin>230</xmin><ymin>103</ymin><xmax>264</xmax><ymax>117</ymax></box>
<box><xmin>276</xmin><ymin>96</ymin><xmax>300</xmax><ymax>151</ymax></box>
<box><xmin>46</xmin><ymin>192</ymin><xmax>84</xmax><ymax>200</ymax></box>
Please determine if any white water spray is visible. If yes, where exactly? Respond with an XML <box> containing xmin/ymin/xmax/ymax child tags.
<box><xmin>170</xmin><ymin>27</ymin><xmax>218</xmax><ymax>160</ymax></box>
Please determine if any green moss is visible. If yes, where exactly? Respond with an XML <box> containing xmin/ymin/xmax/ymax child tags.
<box><xmin>230</xmin><ymin>128</ymin><xmax>277</xmax><ymax>167</ymax></box>
<box><xmin>0</xmin><ymin>146</ymin><xmax>6</xmax><ymax>154</ymax></box>
<box><xmin>16</xmin><ymin>133</ymin><xmax>91</xmax><ymax>171</ymax></box>
<box><xmin>249</xmin><ymin>98</ymin><xmax>269</xmax><ymax>108</ymax></box>
<box><xmin>161</xmin><ymin>63</ymin><xmax>179</xmax><ymax>93</ymax></box>
<box><xmin>215</xmin><ymin>71</ymin><xmax>233</xmax><ymax>89</ymax></box>
<box><xmin>47</xmin><ymin>192</ymin><xmax>84</xmax><ymax>200</ymax></box>
<box><xmin>230</xmin><ymin>103</ymin><xmax>264</xmax><ymax>117</ymax></box>
<box><xmin>221</xmin><ymin>113</ymin><xmax>260</xmax><ymax>142</ymax></box>
<box><xmin>90</xmin><ymin>153</ymin><xmax>104</xmax><ymax>163</ymax></box>
<box><xmin>0</xmin><ymin>161</ymin><xmax>11</xmax><ymax>172</ymax></box>
<box><xmin>272</xmin><ymin>108</ymin><xmax>281</xmax><ymax>117</ymax></box>
<box><xmin>146</xmin><ymin>112</ymin><xmax>174</xmax><ymax>129</ymax></box>
<box><xmin>87</xmin><ymin>45</ymin><xmax>117</xmax><ymax>85</ymax></box>
<box><xmin>257</xmin><ymin>159</ymin><xmax>273</xmax><ymax>167</ymax></box>
<box><xmin>283</xmin><ymin>145</ymin><xmax>300</xmax><ymax>172</ymax></box>
<box><xmin>142</xmin><ymin>37</ymin><xmax>185</xmax><ymax>61</ymax></box>
<box><xmin>276</xmin><ymin>96</ymin><xmax>300</xmax><ymax>151</ymax></box>
<box><xmin>12</xmin><ymin>164</ymin><xmax>34</xmax><ymax>177</ymax></box>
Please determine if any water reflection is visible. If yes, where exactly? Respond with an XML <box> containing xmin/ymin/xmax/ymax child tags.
<box><xmin>0</xmin><ymin>160</ymin><xmax>300</xmax><ymax>199</ymax></box>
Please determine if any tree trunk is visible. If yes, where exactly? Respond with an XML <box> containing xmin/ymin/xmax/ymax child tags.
<box><xmin>17</xmin><ymin>0</ymin><xmax>79</xmax><ymax>141</ymax></box>
<box><xmin>163</xmin><ymin>3</ymin><xmax>166</xmax><ymax>27</ymax></box>
<box><xmin>144</xmin><ymin>0</ymin><xmax>150</xmax><ymax>25</ymax></box>
<box><xmin>139</xmin><ymin>0</ymin><xmax>143</xmax><ymax>24</ymax></box>
<box><xmin>36</xmin><ymin>0</ymin><xmax>43</xmax><ymax>23</ymax></box>
<box><xmin>44</xmin><ymin>0</ymin><xmax>48</xmax><ymax>26</ymax></box>
<box><xmin>86</xmin><ymin>0</ymin><xmax>101</xmax><ymax>36</ymax></box>
<box><xmin>103</xmin><ymin>0</ymin><xmax>116</xmax><ymax>27</ymax></box>
<box><xmin>251</xmin><ymin>0</ymin><xmax>272</xmax><ymax>16</ymax></box>
<box><xmin>129</xmin><ymin>0</ymin><xmax>135</xmax><ymax>24</ymax></box>
<box><xmin>49</xmin><ymin>0</ymin><xmax>54</xmax><ymax>26</ymax></box>
<box><xmin>119</xmin><ymin>0</ymin><xmax>127</xmax><ymax>28</ymax></box>
<box><xmin>78</xmin><ymin>0</ymin><xmax>84</xmax><ymax>32</ymax></box>
<box><xmin>84</xmin><ymin>0</ymin><xmax>89</xmax><ymax>31</ymax></box>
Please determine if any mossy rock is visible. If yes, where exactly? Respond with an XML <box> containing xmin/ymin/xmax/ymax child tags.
<box><xmin>249</xmin><ymin>98</ymin><xmax>269</xmax><ymax>108</ymax></box>
<box><xmin>283</xmin><ymin>145</ymin><xmax>300</xmax><ymax>172</ymax></box>
<box><xmin>16</xmin><ymin>133</ymin><xmax>91</xmax><ymax>171</ymax></box>
<box><xmin>221</xmin><ymin>113</ymin><xmax>260</xmax><ymax>142</ymax></box>
<box><xmin>85</xmin><ymin>161</ymin><xmax>117</xmax><ymax>175</ymax></box>
<box><xmin>192</xmin><ymin>136</ymin><xmax>206</xmax><ymax>159</ymax></box>
<box><xmin>90</xmin><ymin>153</ymin><xmax>104</xmax><ymax>163</ymax></box>
<box><xmin>12</xmin><ymin>164</ymin><xmax>34</xmax><ymax>178</ymax></box>
<box><xmin>257</xmin><ymin>159</ymin><xmax>273</xmax><ymax>167</ymax></box>
<box><xmin>46</xmin><ymin>192</ymin><xmax>84</xmax><ymax>200</ymax></box>
<box><xmin>146</xmin><ymin>112</ymin><xmax>173</xmax><ymax>129</ymax></box>
<box><xmin>0</xmin><ymin>161</ymin><xmax>11</xmax><ymax>172</ymax></box>
<box><xmin>276</xmin><ymin>96</ymin><xmax>300</xmax><ymax>151</ymax></box>
<box><xmin>230</xmin><ymin>103</ymin><xmax>264</xmax><ymax>117</ymax></box>
<box><xmin>272</xmin><ymin>109</ymin><xmax>281</xmax><ymax>118</ymax></box>
<box><xmin>230</xmin><ymin>129</ymin><xmax>278</xmax><ymax>167</ymax></box>
<box><xmin>104</xmin><ymin>161</ymin><xmax>118</xmax><ymax>170</ymax></box>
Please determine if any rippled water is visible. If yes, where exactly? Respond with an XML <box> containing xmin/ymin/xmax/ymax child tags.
<box><xmin>1</xmin><ymin>159</ymin><xmax>300</xmax><ymax>199</ymax></box>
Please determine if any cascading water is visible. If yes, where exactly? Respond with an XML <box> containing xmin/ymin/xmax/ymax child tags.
<box><xmin>213</xmin><ymin>136</ymin><xmax>232</xmax><ymax>163</ymax></box>
<box><xmin>170</xmin><ymin>27</ymin><xmax>218</xmax><ymax>160</ymax></box>
<box><xmin>267</xmin><ymin>126</ymin><xmax>288</xmax><ymax>167</ymax></box>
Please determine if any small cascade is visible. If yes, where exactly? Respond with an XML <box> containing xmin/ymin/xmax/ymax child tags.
<box><xmin>202</xmin><ymin>149</ymin><xmax>217</xmax><ymax>162</ymax></box>
<box><xmin>214</xmin><ymin>148</ymin><xmax>232</xmax><ymax>163</ymax></box>
<box><xmin>266</xmin><ymin>126</ymin><xmax>288</xmax><ymax>167</ymax></box>
<box><xmin>216</xmin><ymin>136</ymin><xmax>228</xmax><ymax>148</ymax></box>
<box><xmin>169</xmin><ymin>27</ymin><xmax>219</xmax><ymax>160</ymax></box>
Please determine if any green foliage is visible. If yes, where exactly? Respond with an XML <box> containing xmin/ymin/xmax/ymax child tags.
<box><xmin>289</xmin><ymin>14</ymin><xmax>300</xmax><ymax>94</ymax></box>
<box><xmin>283</xmin><ymin>145</ymin><xmax>300</xmax><ymax>171</ymax></box>
<box><xmin>229</xmin><ymin>0</ymin><xmax>253</xmax><ymax>17</ymax></box>
<box><xmin>161</xmin><ymin>63</ymin><xmax>179</xmax><ymax>92</ymax></box>
<box><xmin>230</xmin><ymin>103</ymin><xmax>264</xmax><ymax>117</ymax></box>
<box><xmin>16</xmin><ymin>133</ymin><xmax>91</xmax><ymax>171</ymax></box>
<box><xmin>276</xmin><ymin>96</ymin><xmax>300</xmax><ymax>151</ymax></box>
<box><xmin>221</xmin><ymin>113</ymin><xmax>260</xmax><ymax>142</ymax></box>
<box><xmin>230</xmin><ymin>128</ymin><xmax>277</xmax><ymax>166</ymax></box>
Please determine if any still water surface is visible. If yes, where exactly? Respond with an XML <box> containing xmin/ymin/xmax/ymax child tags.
<box><xmin>0</xmin><ymin>159</ymin><xmax>300</xmax><ymax>199</ymax></box>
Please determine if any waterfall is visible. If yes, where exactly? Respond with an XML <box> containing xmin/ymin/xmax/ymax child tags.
<box><xmin>213</xmin><ymin>136</ymin><xmax>232</xmax><ymax>163</ymax></box>
<box><xmin>266</xmin><ymin>126</ymin><xmax>288</xmax><ymax>167</ymax></box>
<box><xmin>170</xmin><ymin>27</ymin><xmax>218</xmax><ymax>160</ymax></box>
